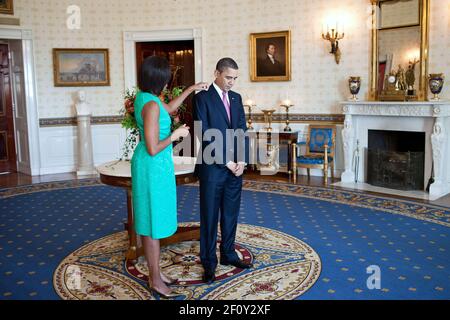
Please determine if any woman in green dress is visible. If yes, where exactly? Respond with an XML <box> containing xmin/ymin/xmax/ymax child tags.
<box><xmin>132</xmin><ymin>56</ymin><xmax>207</xmax><ymax>298</ymax></box>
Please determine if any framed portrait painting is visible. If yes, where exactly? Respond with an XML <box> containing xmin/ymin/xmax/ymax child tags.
<box><xmin>53</xmin><ymin>48</ymin><xmax>110</xmax><ymax>87</ymax></box>
<box><xmin>0</xmin><ymin>0</ymin><xmax>13</xmax><ymax>14</ymax></box>
<box><xmin>250</xmin><ymin>30</ymin><xmax>291</xmax><ymax>82</ymax></box>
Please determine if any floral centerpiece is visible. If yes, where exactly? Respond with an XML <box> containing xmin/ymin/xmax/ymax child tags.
<box><xmin>119</xmin><ymin>86</ymin><xmax>187</xmax><ymax>160</ymax></box>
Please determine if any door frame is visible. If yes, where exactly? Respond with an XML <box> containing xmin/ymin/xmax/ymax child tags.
<box><xmin>0</xmin><ymin>27</ymin><xmax>40</xmax><ymax>175</ymax></box>
<box><xmin>123</xmin><ymin>28</ymin><xmax>204</xmax><ymax>90</ymax></box>
<box><xmin>0</xmin><ymin>41</ymin><xmax>16</xmax><ymax>173</ymax></box>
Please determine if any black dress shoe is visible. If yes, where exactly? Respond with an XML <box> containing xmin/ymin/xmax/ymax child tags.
<box><xmin>202</xmin><ymin>268</ymin><xmax>216</xmax><ymax>284</ymax></box>
<box><xmin>220</xmin><ymin>259</ymin><xmax>253</xmax><ymax>269</ymax></box>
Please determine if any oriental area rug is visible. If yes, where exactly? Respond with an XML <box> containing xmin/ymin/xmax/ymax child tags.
<box><xmin>0</xmin><ymin>179</ymin><xmax>449</xmax><ymax>300</ymax></box>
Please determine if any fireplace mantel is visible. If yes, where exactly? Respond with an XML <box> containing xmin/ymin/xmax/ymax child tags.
<box><xmin>342</xmin><ymin>101</ymin><xmax>450</xmax><ymax>118</ymax></box>
<box><xmin>339</xmin><ymin>100</ymin><xmax>450</xmax><ymax>200</ymax></box>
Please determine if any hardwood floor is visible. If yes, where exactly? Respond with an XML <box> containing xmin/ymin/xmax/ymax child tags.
<box><xmin>244</xmin><ymin>172</ymin><xmax>450</xmax><ymax>208</ymax></box>
<box><xmin>1</xmin><ymin>171</ymin><xmax>449</xmax><ymax>208</ymax></box>
<box><xmin>0</xmin><ymin>171</ymin><xmax>96</xmax><ymax>187</ymax></box>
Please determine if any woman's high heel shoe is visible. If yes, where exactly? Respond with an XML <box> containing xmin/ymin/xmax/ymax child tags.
<box><xmin>146</xmin><ymin>283</ymin><xmax>183</xmax><ymax>299</ymax></box>
<box><xmin>160</xmin><ymin>272</ymin><xmax>177</xmax><ymax>285</ymax></box>
<box><xmin>163</xmin><ymin>277</ymin><xmax>177</xmax><ymax>286</ymax></box>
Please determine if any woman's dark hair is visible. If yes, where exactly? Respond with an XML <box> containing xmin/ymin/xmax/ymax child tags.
<box><xmin>139</xmin><ymin>56</ymin><xmax>171</xmax><ymax>95</ymax></box>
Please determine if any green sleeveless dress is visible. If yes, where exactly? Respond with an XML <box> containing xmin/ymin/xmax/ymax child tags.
<box><xmin>131</xmin><ymin>91</ymin><xmax>177</xmax><ymax>239</ymax></box>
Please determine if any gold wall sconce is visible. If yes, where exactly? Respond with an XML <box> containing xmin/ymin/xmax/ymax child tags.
<box><xmin>322</xmin><ymin>24</ymin><xmax>344</xmax><ymax>64</ymax></box>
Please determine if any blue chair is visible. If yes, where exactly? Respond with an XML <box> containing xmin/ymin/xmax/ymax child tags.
<box><xmin>291</xmin><ymin>125</ymin><xmax>336</xmax><ymax>184</ymax></box>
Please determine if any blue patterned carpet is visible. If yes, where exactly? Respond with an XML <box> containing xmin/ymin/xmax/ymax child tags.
<box><xmin>0</xmin><ymin>179</ymin><xmax>449</xmax><ymax>300</ymax></box>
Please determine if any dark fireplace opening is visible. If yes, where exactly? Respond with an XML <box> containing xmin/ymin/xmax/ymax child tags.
<box><xmin>367</xmin><ymin>130</ymin><xmax>425</xmax><ymax>191</ymax></box>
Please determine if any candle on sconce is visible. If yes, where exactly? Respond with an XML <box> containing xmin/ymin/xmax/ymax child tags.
<box><xmin>243</xmin><ymin>98</ymin><xmax>255</xmax><ymax>130</ymax></box>
<box><xmin>282</xmin><ymin>91</ymin><xmax>292</xmax><ymax>106</ymax></box>
<box><xmin>280</xmin><ymin>96</ymin><xmax>293</xmax><ymax>132</ymax></box>
<box><xmin>406</xmin><ymin>48</ymin><xmax>420</xmax><ymax>64</ymax></box>
<box><xmin>322</xmin><ymin>16</ymin><xmax>345</xmax><ymax>64</ymax></box>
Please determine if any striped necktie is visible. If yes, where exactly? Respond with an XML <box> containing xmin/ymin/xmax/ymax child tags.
<box><xmin>222</xmin><ymin>90</ymin><xmax>231</xmax><ymax>122</ymax></box>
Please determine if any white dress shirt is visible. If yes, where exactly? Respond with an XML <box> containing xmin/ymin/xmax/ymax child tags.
<box><xmin>212</xmin><ymin>81</ymin><xmax>229</xmax><ymax>104</ymax></box>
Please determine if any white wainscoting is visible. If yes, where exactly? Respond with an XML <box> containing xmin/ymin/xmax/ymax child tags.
<box><xmin>39</xmin><ymin>124</ymin><xmax>126</xmax><ymax>175</ymax></box>
<box><xmin>38</xmin><ymin>122</ymin><xmax>344</xmax><ymax>177</ymax></box>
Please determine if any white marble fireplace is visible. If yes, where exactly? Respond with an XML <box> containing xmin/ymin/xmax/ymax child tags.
<box><xmin>337</xmin><ymin>101</ymin><xmax>450</xmax><ymax>200</ymax></box>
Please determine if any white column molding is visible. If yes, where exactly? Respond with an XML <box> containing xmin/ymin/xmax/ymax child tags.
<box><xmin>21</xmin><ymin>29</ymin><xmax>33</xmax><ymax>40</ymax></box>
<box><xmin>430</xmin><ymin>117</ymin><xmax>448</xmax><ymax>198</ymax></box>
<box><xmin>0</xmin><ymin>28</ymin><xmax>22</xmax><ymax>39</ymax></box>
<box><xmin>123</xmin><ymin>33</ymin><xmax>137</xmax><ymax>90</ymax></box>
<box><xmin>22</xmin><ymin>35</ymin><xmax>41</xmax><ymax>175</ymax></box>
<box><xmin>341</xmin><ymin>114</ymin><xmax>355</xmax><ymax>183</ymax></box>
<box><xmin>193</xmin><ymin>31</ymin><xmax>203</xmax><ymax>84</ymax></box>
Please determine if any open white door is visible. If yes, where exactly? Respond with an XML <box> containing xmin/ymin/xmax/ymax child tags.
<box><xmin>9</xmin><ymin>40</ymin><xmax>31</xmax><ymax>174</ymax></box>
<box><xmin>0</xmin><ymin>28</ymin><xmax>40</xmax><ymax>176</ymax></box>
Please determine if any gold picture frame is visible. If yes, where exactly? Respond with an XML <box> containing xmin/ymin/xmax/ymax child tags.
<box><xmin>53</xmin><ymin>48</ymin><xmax>110</xmax><ymax>87</ymax></box>
<box><xmin>250</xmin><ymin>30</ymin><xmax>291</xmax><ymax>82</ymax></box>
<box><xmin>0</xmin><ymin>0</ymin><xmax>13</xmax><ymax>15</ymax></box>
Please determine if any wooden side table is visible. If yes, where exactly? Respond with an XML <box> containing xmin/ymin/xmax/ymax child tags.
<box><xmin>249</xmin><ymin>131</ymin><xmax>299</xmax><ymax>174</ymax></box>
<box><xmin>97</xmin><ymin>156</ymin><xmax>199</xmax><ymax>263</ymax></box>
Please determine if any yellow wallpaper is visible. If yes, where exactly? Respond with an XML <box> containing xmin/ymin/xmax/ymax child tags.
<box><xmin>429</xmin><ymin>0</ymin><xmax>450</xmax><ymax>99</ymax></box>
<box><xmin>4</xmin><ymin>0</ymin><xmax>450</xmax><ymax>118</ymax></box>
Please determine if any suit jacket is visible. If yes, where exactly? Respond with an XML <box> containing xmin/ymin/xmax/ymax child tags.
<box><xmin>257</xmin><ymin>55</ymin><xmax>284</xmax><ymax>77</ymax></box>
<box><xmin>193</xmin><ymin>85</ymin><xmax>249</xmax><ymax>182</ymax></box>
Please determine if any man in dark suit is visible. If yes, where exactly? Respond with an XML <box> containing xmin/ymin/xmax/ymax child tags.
<box><xmin>193</xmin><ymin>57</ymin><xmax>252</xmax><ymax>284</ymax></box>
<box><xmin>257</xmin><ymin>43</ymin><xmax>284</xmax><ymax>77</ymax></box>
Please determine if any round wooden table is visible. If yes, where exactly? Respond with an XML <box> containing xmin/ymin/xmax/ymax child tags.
<box><xmin>96</xmin><ymin>156</ymin><xmax>199</xmax><ymax>262</ymax></box>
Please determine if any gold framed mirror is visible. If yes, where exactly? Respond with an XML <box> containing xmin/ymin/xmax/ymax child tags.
<box><xmin>369</xmin><ymin>0</ymin><xmax>430</xmax><ymax>101</ymax></box>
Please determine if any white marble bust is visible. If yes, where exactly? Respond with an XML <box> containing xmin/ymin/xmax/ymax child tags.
<box><xmin>75</xmin><ymin>90</ymin><xmax>91</xmax><ymax>116</ymax></box>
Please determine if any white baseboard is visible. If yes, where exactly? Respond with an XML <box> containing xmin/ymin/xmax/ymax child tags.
<box><xmin>40</xmin><ymin>165</ymin><xmax>77</xmax><ymax>175</ymax></box>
